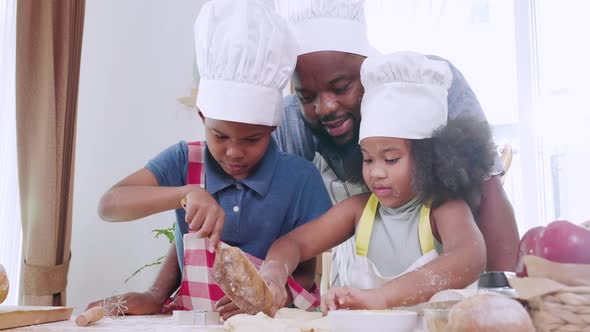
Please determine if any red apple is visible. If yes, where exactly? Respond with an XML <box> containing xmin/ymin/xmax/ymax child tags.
<box><xmin>516</xmin><ymin>220</ymin><xmax>590</xmax><ymax>277</ymax></box>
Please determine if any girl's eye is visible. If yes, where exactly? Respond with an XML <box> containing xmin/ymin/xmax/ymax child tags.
<box><xmin>363</xmin><ymin>159</ymin><xmax>373</xmax><ymax>164</ymax></box>
<box><xmin>214</xmin><ymin>134</ymin><xmax>227</xmax><ymax>140</ymax></box>
<box><xmin>385</xmin><ymin>158</ymin><xmax>400</xmax><ymax>165</ymax></box>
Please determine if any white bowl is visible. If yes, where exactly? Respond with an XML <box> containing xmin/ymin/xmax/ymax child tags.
<box><xmin>328</xmin><ymin>309</ymin><xmax>418</xmax><ymax>332</ymax></box>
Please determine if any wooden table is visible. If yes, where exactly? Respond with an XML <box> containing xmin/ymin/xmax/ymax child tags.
<box><xmin>8</xmin><ymin>315</ymin><xmax>224</xmax><ymax>332</ymax></box>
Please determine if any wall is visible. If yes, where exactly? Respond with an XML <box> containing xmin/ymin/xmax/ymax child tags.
<box><xmin>68</xmin><ymin>0</ymin><xmax>206</xmax><ymax>310</ymax></box>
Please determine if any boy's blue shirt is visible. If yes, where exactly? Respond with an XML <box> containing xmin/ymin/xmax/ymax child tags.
<box><xmin>146</xmin><ymin>139</ymin><xmax>332</xmax><ymax>271</ymax></box>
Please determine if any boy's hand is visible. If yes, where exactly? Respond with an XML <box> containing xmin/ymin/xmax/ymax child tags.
<box><xmin>183</xmin><ymin>185</ymin><xmax>225</xmax><ymax>252</ymax></box>
<box><xmin>85</xmin><ymin>291</ymin><xmax>165</xmax><ymax>315</ymax></box>
<box><xmin>321</xmin><ymin>286</ymin><xmax>388</xmax><ymax>315</ymax></box>
<box><xmin>214</xmin><ymin>295</ymin><xmax>246</xmax><ymax>320</ymax></box>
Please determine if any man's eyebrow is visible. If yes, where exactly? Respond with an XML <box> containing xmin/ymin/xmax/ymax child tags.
<box><xmin>329</xmin><ymin>75</ymin><xmax>350</xmax><ymax>85</ymax></box>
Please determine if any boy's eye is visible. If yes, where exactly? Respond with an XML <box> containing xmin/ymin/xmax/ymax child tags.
<box><xmin>214</xmin><ymin>134</ymin><xmax>227</xmax><ymax>140</ymax></box>
<box><xmin>246</xmin><ymin>137</ymin><xmax>261</xmax><ymax>143</ymax></box>
<box><xmin>363</xmin><ymin>159</ymin><xmax>373</xmax><ymax>164</ymax></box>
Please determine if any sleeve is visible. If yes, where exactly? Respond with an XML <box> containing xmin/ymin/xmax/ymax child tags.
<box><xmin>145</xmin><ymin>141</ymin><xmax>189</xmax><ymax>186</ymax></box>
<box><xmin>273</xmin><ymin>94</ymin><xmax>319</xmax><ymax>161</ymax></box>
<box><xmin>293</xmin><ymin>163</ymin><xmax>333</xmax><ymax>228</ymax></box>
<box><xmin>429</xmin><ymin>55</ymin><xmax>504</xmax><ymax>176</ymax></box>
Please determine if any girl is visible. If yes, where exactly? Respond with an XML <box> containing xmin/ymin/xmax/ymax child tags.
<box><xmin>260</xmin><ymin>51</ymin><xmax>496</xmax><ymax>314</ymax></box>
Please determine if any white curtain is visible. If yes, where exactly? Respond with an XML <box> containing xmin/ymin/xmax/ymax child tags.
<box><xmin>0</xmin><ymin>0</ymin><xmax>22</xmax><ymax>306</ymax></box>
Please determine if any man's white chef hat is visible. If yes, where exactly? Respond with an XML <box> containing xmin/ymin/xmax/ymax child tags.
<box><xmin>359</xmin><ymin>51</ymin><xmax>453</xmax><ymax>142</ymax></box>
<box><xmin>194</xmin><ymin>0</ymin><xmax>298</xmax><ymax>127</ymax></box>
<box><xmin>274</xmin><ymin>0</ymin><xmax>371</xmax><ymax>57</ymax></box>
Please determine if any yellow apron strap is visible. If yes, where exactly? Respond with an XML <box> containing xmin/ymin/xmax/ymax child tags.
<box><xmin>418</xmin><ymin>204</ymin><xmax>435</xmax><ymax>254</ymax></box>
<box><xmin>355</xmin><ymin>194</ymin><xmax>379</xmax><ymax>257</ymax></box>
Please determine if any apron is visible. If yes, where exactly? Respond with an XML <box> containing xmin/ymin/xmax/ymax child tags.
<box><xmin>349</xmin><ymin>194</ymin><xmax>438</xmax><ymax>289</ymax></box>
<box><xmin>175</xmin><ymin>142</ymin><xmax>320</xmax><ymax>311</ymax></box>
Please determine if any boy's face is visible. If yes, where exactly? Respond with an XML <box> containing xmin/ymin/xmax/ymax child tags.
<box><xmin>293</xmin><ymin>51</ymin><xmax>365</xmax><ymax>146</ymax></box>
<box><xmin>360</xmin><ymin>137</ymin><xmax>416</xmax><ymax>208</ymax></box>
<box><xmin>203</xmin><ymin>117</ymin><xmax>274</xmax><ymax>180</ymax></box>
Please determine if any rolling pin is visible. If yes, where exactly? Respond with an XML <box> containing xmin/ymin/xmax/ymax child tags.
<box><xmin>180</xmin><ymin>197</ymin><xmax>273</xmax><ymax>315</ymax></box>
<box><xmin>75</xmin><ymin>306</ymin><xmax>105</xmax><ymax>327</ymax></box>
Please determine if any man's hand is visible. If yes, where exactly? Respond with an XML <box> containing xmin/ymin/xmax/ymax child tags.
<box><xmin>321</xmin><ymin>286</ymin><xmax>388</xmax><ymax>315</ymax></box>
<box><xmin>85</xmin><ymin>291</ymin><xmax>166</xmax><ymax>316</ymax></box>
<box><xmin>183</xmin><ymin>185</ymin><xmax>225</xmax><ymax>252</ymax></box>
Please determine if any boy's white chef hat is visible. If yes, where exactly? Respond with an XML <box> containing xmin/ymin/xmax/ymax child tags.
<box><xmin>195</xmin><ymin>0</ymin><xmax>298</xmax><ymax>127</ymax></box>
<box><xmin>359</xmin><ymin>51</ymin><xmax>453</xmax><ymax>142</ymax></box>
<box><xmin>274</xmin><ymin>0</ymin><xmax>372</xmax><ymax>57</ymax></box>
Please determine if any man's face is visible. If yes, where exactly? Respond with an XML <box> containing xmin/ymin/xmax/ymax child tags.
<box><xmin>293</xmin><ymin>51</ymin><xmax>365</xmax><ymax>146</ymax></box>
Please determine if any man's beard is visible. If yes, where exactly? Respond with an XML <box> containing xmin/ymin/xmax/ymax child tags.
<box><xmin>307</xmin><ymin>117</ymin><xmax>365</xmax><ymax>184</ymax></box>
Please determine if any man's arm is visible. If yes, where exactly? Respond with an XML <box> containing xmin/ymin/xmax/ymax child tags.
<box><xmin>438</xmin><ymin>55</ymin><xmax>520</xmax><ymax>271</ymax></box>
<box><xmin>478</xmin><ymin>176</ymin><xmax>519</xmax><ymax>271</ymax></box>
<box><xmin>85</xmin><ymin>242</ymin><xmax>181</xmax><ymax>315</ymax></box>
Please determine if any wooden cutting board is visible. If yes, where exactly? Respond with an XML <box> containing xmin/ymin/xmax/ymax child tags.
<box><xmin>0</xmin><ymin>305</ymin><xmax>73</xmax><ymax>330</ymax></box>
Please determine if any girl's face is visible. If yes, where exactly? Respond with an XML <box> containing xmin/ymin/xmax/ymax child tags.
<box><xmin>203</xmin><ymin>117</ymin><xmax>274</xmax><ymax>180</ymax></box>
<box><xmin>360</xmin><ymin>137</ymin><xmax>416</xmax><ymax>208</ymax></box>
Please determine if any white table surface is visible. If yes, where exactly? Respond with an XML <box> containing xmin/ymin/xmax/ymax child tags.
<box><xmin>7</xmin><ymin>315</ymin><xmax>224</xmax><ymax>332</ymax></box>
<box><xmin>7</xmin><ymin>313</ymin><xmax>429</xmax><ymax>331</ymax></box>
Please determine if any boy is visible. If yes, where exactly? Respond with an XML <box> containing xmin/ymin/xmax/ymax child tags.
<box><xmin>89</xmin><ymin>0</ymin><xmax>331</xmax><ymax>320</ymax></box>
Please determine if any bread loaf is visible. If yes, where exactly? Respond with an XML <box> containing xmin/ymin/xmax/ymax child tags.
<box><xmin>446</xmin><ymin>294</ymin><xmax>535</xmax><ymax>332</ymax></box>
<box><xmin>0</xmin><ymin>264</ymin><xmax>8</xmax><ymax>304</ymax></box>
<box><xmin>213</xmin><ymin>247</ymin><xmax>273</xmax><ymax>315</ymax></box>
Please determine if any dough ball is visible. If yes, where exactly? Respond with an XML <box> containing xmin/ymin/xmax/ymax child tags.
<box><xmin>0</xmin><ymin>264</ymin><xmax>9</xmax><ymax>303</ymax></box>
<box><xmin>446</xmin><ymin>294</ymin><xmax>534</xmax><ymax>332</ymax></box>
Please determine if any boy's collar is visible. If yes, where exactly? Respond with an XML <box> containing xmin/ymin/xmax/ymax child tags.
<box><xmin>204</xmin><ymin>139</ymin><xmax>280</xmax><ymax>197</ymax></box>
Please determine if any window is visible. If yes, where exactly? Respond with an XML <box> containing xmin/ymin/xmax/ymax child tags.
<box><xmin>534</xmin><ymin>0</ymin><xmax>590</xmax><ymax>223</ymax></box>
<box><xmin>365</xmin><ymin>0</ymin><xmax>589</xmax><ymax>233</ymax></box>
<box><xmin>0</xmin><ymin>0</ymin><xmax>22</xmax><ymax>305</ymax></box>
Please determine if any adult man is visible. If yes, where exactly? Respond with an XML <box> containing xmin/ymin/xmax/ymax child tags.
<box><xmin>271</xmin><ymin>0</ymin><xmax>519</xmax><ymax>283</ymax></box>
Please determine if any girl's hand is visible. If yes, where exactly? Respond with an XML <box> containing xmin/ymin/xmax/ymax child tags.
<box><xmin>321</xmin><ymin>286</ymin><xmax>388</xmax><ymax>315</ymax></box>
<box><xmin>259</xmin><ymin>261</ymin><xmax>290</xmax><ymax>316</ymax></box>
<box><xmin>183</xmin><ymin>185</ymin><xmax>225</xmax><ymax>252</ymax></box>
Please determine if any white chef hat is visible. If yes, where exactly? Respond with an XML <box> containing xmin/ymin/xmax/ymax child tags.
<box><xmin>274</xmin><ymin>0</ymin><xmax>371</xmax><ymax>56</ymax></box>
<box><xmin>359</xmin><ymin>51</ymin><xmax>453</xmax><ymax>142</ymax></box>
<box><xmin>194</xmin><ymin>0</ymin><xmax>298</xmax><ymax>127</ymax></box>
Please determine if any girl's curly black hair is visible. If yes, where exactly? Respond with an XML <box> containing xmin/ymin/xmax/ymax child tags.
<box><xmin>410</xmin><ymin>115</ymin><xmax>496</xmax><ymax>214</ymax></box>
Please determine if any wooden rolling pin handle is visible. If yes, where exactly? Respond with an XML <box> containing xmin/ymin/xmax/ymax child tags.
<box><xmin>75</xmin><ymin>306</ymin><xmax>105</xmax><ymax>327</ymax></box>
